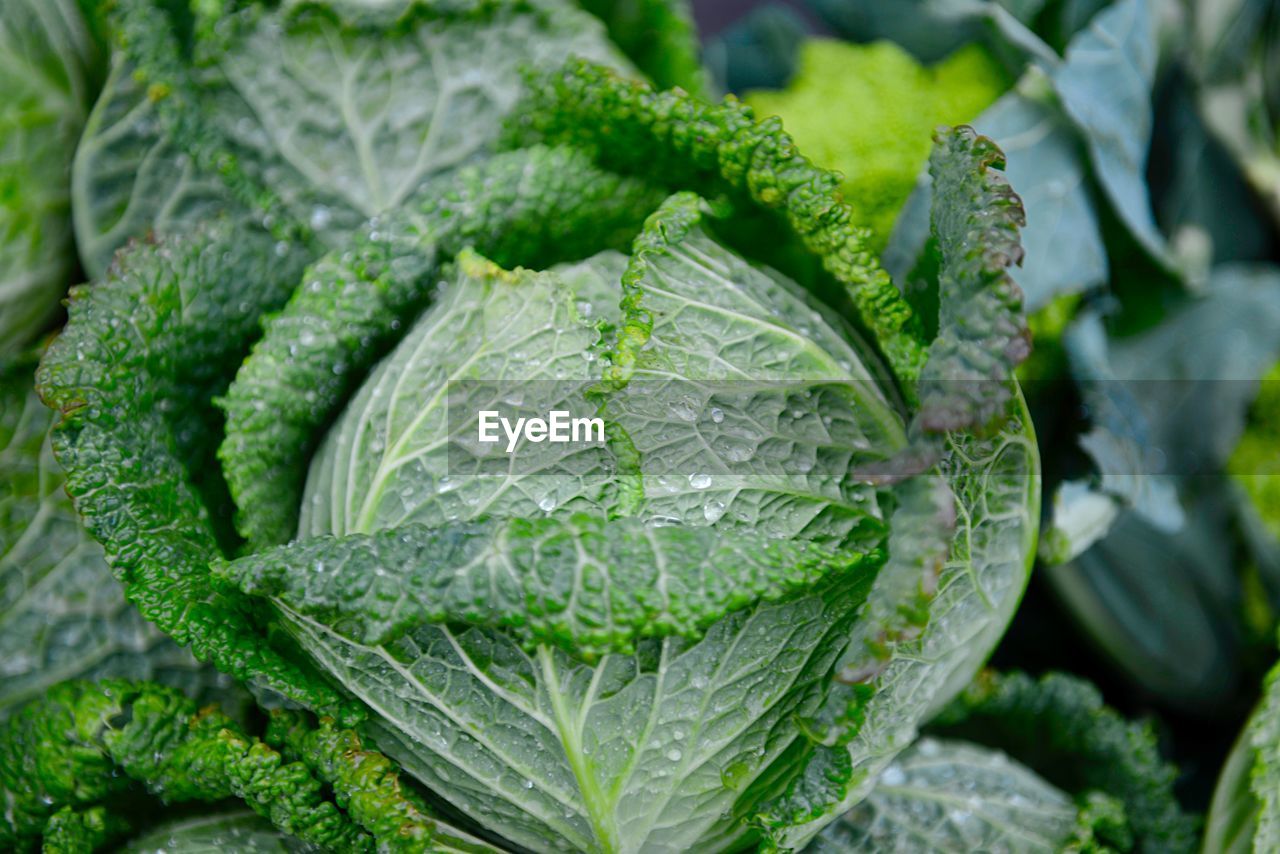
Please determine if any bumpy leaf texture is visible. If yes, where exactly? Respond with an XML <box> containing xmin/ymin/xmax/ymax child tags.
<box><xmin>810</xmin><ymin>738</ymin><xmax>1078</xmax><ymax>853</ymax></box>
<box><xmin>72</xmin><ymin>0</ymin><xmax>632</xmax><ymax>276</ymax></box>
<box><xmin>0</xmin><ymin>359</ymin><xmax>236</xmax><ymax>720</ymax></box>
<box><xmin>36</xmin><ymin>49</ymin><xmax>1039</xmax><ymax>851</ymax></box>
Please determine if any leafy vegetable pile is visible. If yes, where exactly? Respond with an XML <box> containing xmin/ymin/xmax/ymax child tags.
<box><xmin>0</xmin><ymin>0</ymin><xmax>1274</xmax><ymax>851</ymax></box>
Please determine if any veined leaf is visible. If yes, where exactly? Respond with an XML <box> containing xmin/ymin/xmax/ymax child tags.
<box><xmin>216</xmin><ymin>513</ymin><xmax>882</xmax><ymax>657</ymax></box>
<box><xmin>810</xmin><ymin>738</ymin><xmax>1078</xmax><ymax>853</ymax></box>
<box><xmin>122</xmin><ymin>811</ymin><xmax>305</xmax><ymax>854</ymax></box>
<box><xmin>73</xmin><ymin>0</ymin><xmax>631</xmax><ymax>276</ymax></box>
<box><xmin>283</xmin><ymin>574</ymin><xmax>876</xmax><ymax>852</ymax></box>
<box><xmin>1206</xmin><ymin>713</ymin><xmax>1259</xmax><ymax>854</ymax></box>
<box><xmin>0</xmin><ymin>360</ymin><xmax>236</xmax><ymax>720</ymax></box>
<box><xmin>269</xmin><ymin>197</ymin><xmax>915</xmax><ymax>851</ymax></box>
<box><xmin>36</xmin><ymin>222</ymin><xmax>353</xmax><ymax>718</ymax></box>
<box><xmin>221</xmin><ymin>145</ymin><xmax>663</xmax><ymax>550</ymax></box>
<box><xmin>299</xmin><ymin>198</ymin><xmax>904</xmax><ymax>546</ymax></box>
<box><xmin>917</xmin><ymin>126</ymin><xmax>1029</xmax><ymax>434</ymax></box>
<box><xmin>770</xmin><ymin>396</ymin><xmax>1040</xmax><ymax>850</ymax></box>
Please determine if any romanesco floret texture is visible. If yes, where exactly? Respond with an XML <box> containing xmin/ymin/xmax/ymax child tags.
<box><xmin>745</xmin><ymin>40</ymin><xmax>1008</xmax><ymax>251</ymax></box>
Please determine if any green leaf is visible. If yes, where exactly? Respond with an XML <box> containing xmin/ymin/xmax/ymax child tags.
<box><xmin>1204</xmin><ymin>713</ymin><xmax>1258</xmax><ymax>854</ymax></box>
<box><xmin>1050</xmin><ymin>0</ymin><xmax>1170</xmax><ymax>268</ymax></box>
<box><xmin>0</xmin><ymin>0</ymin><xmax>102</xmax><ymax>354</ymax></box>
<box><xmin>930</xmin><ymin>671</ymin><xmax>1198</xmax><ymax>852</ymax></box>
<box><xmin>0</xmin><ymin>359</ymin><xmax>235</xmax><ymax>720</ymax></box>
<box><xmin>809</xmin><ymin>738</ymin><xmax>1078</xmax><ymax>853</ymax></box>
<box><xmin>71</xmin><ymin>53</ymin><xmax>234</xmax><ymax>280</ymax></box>
<box><xmin>219</xmin><ymin>144</ymin><xmax>663</xmax><ymax>549</ymax></box>
<box><xmin>73</xmin><ymin>0</ymin><xmax>631</xmax><ymax>274</ymax></box>
<box><xmin>298</xmin><ymin>197</ymin><xmax>904</xmax><ymax>546</ymax></box>
<box><xmin>512</xmin><ymin>59</ymin><xmax>929</xmax><ymax>384</ymax></box>
<box><xmin>917</xmin><ymin>126</ymin><xmax>1029</xmax><ymax>433</ymax></box>
<box><xmin>772</xmin><ymin>395</ymin><xmax>1040</xmax><ymax>849</ymax></box>
<box><xmin>216</xmin><ymin>513</ymin><xmax>882</xmax><ymax>657</ymax></box>
<box><xmin>266</xmin><ymin>711</ymin><xmax>507</xmax><ymax>853</ymax></box>
<box><xmin>122</xmin><ymin>811</ymin><xmax>304</xmax><ymax>854</ymax></box>
<box><xmin>36</xmin><ymin>221</ymin><xmax>353</xmax><ymax>718</ymax></box>
<box><xmin>281</xmin><ymin>574</ymin><xmax>877</xmax><ymax>851</ymax></box>
<box><xmin>576</xmin><ymin>0</ymin><xmax>710</xmax><ymax>95</ymax></box>
<box><xmin>1249</xmin><ymin>653</ymin><xmax>1280</xmax><ymax>852</ymax></box>
<box><xmin>886</xmin><ymin>79</ymin><xmax>1109</xmax><ymax>315</ymax></box>
<box><xmin>0</xmin><ymin>679</ymin><xmax>367</xmax><ymax>852</ymax></box>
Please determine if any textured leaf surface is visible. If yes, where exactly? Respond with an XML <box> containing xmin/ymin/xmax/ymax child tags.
<box><xmin>776</xmin><ymin>397</ymin><xmax>1039</xmax><ymax>849</ymax></box>
<box><xmin>221</xmin><ymin>144</ymin><xmax>662</xmax><ymax>549</ymax></box>
<box><xmin>1251</xmin><ymin>654</ymin><xmax>1280</xmax><ymax>852</ymax></box>
<box><xmin>810</xmin><ymin>738</ymin><xmax>1076</xmax><ymax>853</ymax></box>
<box><xmin>0</xmin><ymin>680</ymin><xmax>367</xmax><ymax>852</ymax></box>
<box><xmin>0</xmin><ymin>0</ymin><xmax>100</xmax><ymax>353</ymax></box>
<box><xmin>267</xmin><ymin>711</ymin><xmax>506</xmax><ymax>853</ymax></box>
<box><xmin>123</xmin><ymin>812</ymin><xmax>306</xmax><ymax>854</ymax></box>
<box><xmin>917</xmin><ymin>126</ymin><xmax>1029</xmax><ymax>434</ymax></box>
<box><xmin>272</xmin><ymin>202</ymin><xmax>917</xmax><ymax>851</ymax></box>
<box><xmin>36</xmin><ymin>222</ymin><xmax>353</xmax><ymax>717</ymax></box>
<box><xmin>217</xmin><ymin>514</ymin><xmax>881</xmax><ymax>657</ymax></box>
<box><xmin>73</xmin><ymin>0</ymin><xmax>629</xmax><ymax>274</ymax></box>
<box><xmin>300</xmin><ymin>201</ymin><xmax>904</xmax><ymax>545</ymax></box>
<box><xmin>286</xmin><ymin>575</ymin><xmax>874</xmax><ymax>852</ymax></box>
<box><xmin>931</xmin><ymin>671</ymin><xmax>1197</xmax><ymax>852</ymax></box>
<box><xmin>513</xmin><ymin>59</ymin><xmax>929</xmax><ymax>383</ymax></box>
<box><xmin>0</xmin><ymin>360</ymin><xmax>234</xmax><ymax>720</ymax></box>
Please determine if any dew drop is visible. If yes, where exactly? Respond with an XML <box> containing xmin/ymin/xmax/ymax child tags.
<box><xmin>703</xmin><ymin>500</ymin><xmax>726</xmax><ymax>523</ymax></box>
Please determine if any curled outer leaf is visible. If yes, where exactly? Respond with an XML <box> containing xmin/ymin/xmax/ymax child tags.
<box><xmin>510</xmin><ymin>58</ymin><xmax>929</xmax><ymax>386</ymax></box>
<box><xmin>0</xmin><ymin>357</ymin><xmax>240</xmax><ymax>720</ymax></box>
<box><xmin>930</xmin><ymin>670</ymin><xmax>1196</xmax><ymax>853</ymax></box>
<box><xmin>213</xmin><ymin>514</ymin><xmax>884</xmax><ymax>659</ymax></box>
<box><xmin>36</xmin><ymin>222</ymin><xmax>354</xmax><ymax>720</ymax></box>
<box><xmin>266</xmin><ymin>711</ymin><xmax>501</xmax><ymax>853</ymax></box>
<box><xmin>218</xmin><ymin>144</ymin><xmax>664</xmax><ymax>549</ymax></box>
<box><xmin>917</xmin><ymin>126</ymin><xmax>1030</xmax><ymax>433</ymax></box>
<box><xmin>0</xmin><ymin>680</ymin><xmax>368</xmax><ymax>852</ymax></box>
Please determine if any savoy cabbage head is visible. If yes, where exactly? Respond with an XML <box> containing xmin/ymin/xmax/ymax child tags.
<box><xmin>1</xmin><ymin>1</ymin><xmax>1052</xmax><ymax>851</ymax></box>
